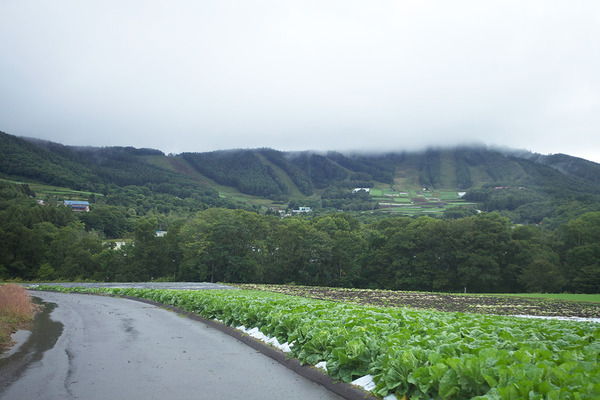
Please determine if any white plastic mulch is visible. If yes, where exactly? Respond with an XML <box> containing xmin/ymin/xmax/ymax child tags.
<box><xmin>512</xmin><ymin>315</ymin><xmax>600</xmax><ymax>323</ymax></box>
<box><xmin>235</xmin><ymin>325</ymin><xmax>293</xmax><ymax>353</ymax></box>
<box><xmin>233</xmin><ymin>324</ymin><xmax>391</xmax><ymax>397</ymax></box>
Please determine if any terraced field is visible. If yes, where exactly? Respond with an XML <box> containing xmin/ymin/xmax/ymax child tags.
<box><xmin>370</xmin><ymin>188</ymin><xmax>476</xmax><ymax>215</ymax></box>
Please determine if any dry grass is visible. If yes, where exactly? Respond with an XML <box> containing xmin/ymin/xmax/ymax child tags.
<box><xmin>0</xmin><ymin>284</ymin><xmax>38</xmax><ymax>352</ymax></box>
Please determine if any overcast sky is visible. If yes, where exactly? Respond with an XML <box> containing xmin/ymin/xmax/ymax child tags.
<box><xmin>1</xmin><ymin>1</ymin><xmax>599</xmax><ymax>162</ymax></box>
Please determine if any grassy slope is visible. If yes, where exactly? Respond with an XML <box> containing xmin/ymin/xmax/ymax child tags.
<box><xmin>438</xmin><ymin>150</ymin><xmax>457</xmax><ymax>189</ymax></box>
<box><xmin>392</xmin><ymin>155</ymin><xmax>421</xmax><ymax>189</ymax></box>
<box><xmin>144</xmin><ymin>155</ymin><xmax>209</xmax><ymax>184</ymax></box>
<box><xmin>254</xmin><ymin>153</ymin><xmax>305</xmax><ymax>199</ymax></box>
<box><xmin>0</xmin><ymin>178</ymin><xmax>104</xmax><ymax>200</ymax></box>
<box><xmin>151</xmin><ymin>155</ymin><xmax>290</xmax><ymax>207</ymax></box>
<box><xmin>468</xmin><ymin>165</ymin><xmax>494</xmax><ymax>187</ymax></box>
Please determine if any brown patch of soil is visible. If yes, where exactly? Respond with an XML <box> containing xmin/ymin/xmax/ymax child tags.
<box><xmin>235</xmin><ymin>284</ymin><xmax>600</xmax><ymax>318</ymax></box>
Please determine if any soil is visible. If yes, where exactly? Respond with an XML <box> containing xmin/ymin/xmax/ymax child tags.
<box><xmin>235</xmin><ymin>284</ymin><xmax>600</xmax><ymax>319</ymax></box>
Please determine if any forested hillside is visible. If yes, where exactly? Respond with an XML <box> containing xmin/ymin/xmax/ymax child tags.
<box><xmin>2</xmin><ymin>181</ymin><xmax>598</xmax><ymax>292</ymax></box>
<box><xmin>3</xmin><ymin>130</ymin><xmax>600</xmax><ymax>225</ymax></box>
<box><xmin>1</xmin><ymin>131</ymin><xmax>600</xmax><ymax>292</ymax></box>
<box><xmin>177</xmin><ymin>147</ymin><xmax>600</xmax><ymax>225</ymax></box>
<box><xmin>4</xmin><ymin>131</ymin><xmax>600</xmax><ymax>224</ymax></box>
<box><xmin>181</xmin><ymin>150</ymin><xmax>289</xmax><ymax>198</ymax></box>
<box><xmin>0</xmin><ymin>131</ymin><xmax>251</xmax><ymax>238</ymax></box>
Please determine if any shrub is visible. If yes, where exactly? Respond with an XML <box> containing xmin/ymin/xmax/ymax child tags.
<box><xmin>0</xmin><ymin>284</ymin><xmax>37</xmax><ymax>351</ymax></box>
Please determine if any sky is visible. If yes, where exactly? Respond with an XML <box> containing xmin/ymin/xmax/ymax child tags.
<box><xmin>1</xmin><ymin>1</ymin><xmax>600</xmax><ymax>162</ymax></box>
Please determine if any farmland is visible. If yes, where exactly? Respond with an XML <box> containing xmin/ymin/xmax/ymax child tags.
<box><xmin>235</xmin><ymin>284</ymin><xmax>600</xmax><ymax>319</ymax></box>
<box><xmin>0</xmin><ymin>178</ymin><xmax>103</xmax><ymax>200</ymax></box>
<box><xmin>369</xmin><ymin>188</ymin><xmax>476</xmax><ymax>216</ymax></box>
<box><xmin>34</xmin><ymin>285</ymin><xmax>600</xmax><ymax>399</ymax></box>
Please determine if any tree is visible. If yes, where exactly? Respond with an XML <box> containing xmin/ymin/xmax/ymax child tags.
<box><xmin>178</xmin><ymin>215</ymin><xmax>210</xmax><ymax>281</ymax></box>
<box><xmin>36</xmin><ymin>263</ymin><xmax>56</xmax><ymax>280</ymax></box>
<box><xmin>267</xmin><ymin>219</ymin><xmax>332</xmax><ymax>285</ymax></box>
<box><xmin>566</xmin><ymin>244</ymin><xmax>600</xmax><ymax>293</ymax></box>
<box><xmin>453</xmin><ymin>214</ymin><xmax>512</xmax><ymax>292</ymax></box>
<box><xmin>93</xmin><ymin>247</ymin><xmax>127</xmax><ymax>281</ymax></box>
<box><xmin>518</xmin><ymin>259</ymin><xmax>565</xmax><ymax>293</ymax></box>
<box><xmin>313</xmin><ymin>214</ymin><xmax>364</xmax><ymax>286</ymax></box>
<box><xmin>560</xmin><ymin>212</ymin><xmax>600</xmax><ymax>292</ymax></box>
<box><xmin>178</xmin><ymin>209</ymin><xmax>272</xmax><ymax>283</ymax></box>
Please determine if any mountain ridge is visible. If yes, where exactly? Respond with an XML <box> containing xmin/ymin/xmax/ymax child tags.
<box><xmin>2</xmin><ymin>130</ymin><xmax>600</xmax><ymax>227</ymax></box>
<box><xmin>6</xmin><ymin>131</ymin><xmax>600</xmax><ymax>192</ymax></box>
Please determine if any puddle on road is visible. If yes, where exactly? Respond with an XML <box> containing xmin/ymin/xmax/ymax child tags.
<box><xmin>0</xmin><ymin>297</ymin><xmax>64</xmax><ymax>393</ymax></box>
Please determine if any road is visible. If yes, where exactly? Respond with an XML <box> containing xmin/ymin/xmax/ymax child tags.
<box><xmin>0</xmin><ymin>291</ymin><xmax>344</xmax><ymax>400</ymax></box>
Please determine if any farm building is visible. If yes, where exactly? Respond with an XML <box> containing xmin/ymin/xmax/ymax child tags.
<box><xmin>293</xmin><ymin>206</ymin><xmax>312</xmax><ymax>213</ymax></box>
<box><xmin>64</xmin><ymin>200</ymin><xmax>90</xmax><ymax>212</ymax></box>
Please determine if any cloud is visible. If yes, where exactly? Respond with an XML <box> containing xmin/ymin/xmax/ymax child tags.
<box><xmin>1</xmin><ymin>1</ymin><xmax>599</xmax><ymax>162</ymax></box>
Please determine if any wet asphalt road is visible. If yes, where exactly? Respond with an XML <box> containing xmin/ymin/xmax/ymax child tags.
<box><xmin>27</xmin><ymin>282</ymin><xmax>239</xmax><ymax>291</ymax></box>
<box><xmin>0</xmin><ymin>291</ymin><xmax>343</xmax><ymax>400</ymax></box>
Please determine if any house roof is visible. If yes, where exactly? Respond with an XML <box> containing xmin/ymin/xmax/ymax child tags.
<box><xmin>64</xmin><ymin>200</ymin><xmax>90</xmax><ymax>206</ymax></box>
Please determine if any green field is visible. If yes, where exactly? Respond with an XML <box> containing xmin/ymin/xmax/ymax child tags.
<box><xmin>492</xmin><ymin>293</ymin><xmax>600</xmax><ymax>303</ymax></box>
<box><xmin>0</xmin><ymin>178</ymin><xmax>103</xmax><ymax>200</ymax></box>
<box><xmin>29</xmin><ymin>184</ymin><xmax>102</xmax><ymax>199</ymax></box>
<box><xmin>370</xmin><ymin>186</ymin><xmax>476</xmax><ymax>216</ymax></box>
<box><xmin>438</xmin><ymin>191</ymin><xmax>462</xmax><ymax>200</ymax></box>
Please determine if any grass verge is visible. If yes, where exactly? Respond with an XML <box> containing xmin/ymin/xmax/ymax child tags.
<box><xmin>489</xmin><ymin>293</ymin><xmax>600</xmax><ymax>303</ymax></box>
<box><xmin>0</xmin><ymin>284</ymin><xmax>38</xmax><ymax>353</ymax></box>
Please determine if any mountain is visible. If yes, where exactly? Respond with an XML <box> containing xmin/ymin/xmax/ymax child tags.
<box><xmin>4</xmin><ymin>133</ymin><xmax>195</xmax><ymax>190</ymax></box>
<box><xmin>2</xmin><ymin>131</ymin><xmax>600</xmax><ymax>226</ymax></box>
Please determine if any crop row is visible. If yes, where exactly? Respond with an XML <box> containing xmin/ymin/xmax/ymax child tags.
<box><xmin>37</xmin><ymin>286</ymin><xmax>600</xmax><ymax>399</ymax></box>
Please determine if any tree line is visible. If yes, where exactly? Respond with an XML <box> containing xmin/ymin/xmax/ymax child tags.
<box><xmin>2</xmin><ymin>182</ymin><xmax>598</xmax><ymax>293</ymax></box>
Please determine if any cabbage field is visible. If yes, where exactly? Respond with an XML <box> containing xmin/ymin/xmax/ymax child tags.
<box><xmin>37</xmin><ymin>286</ymin><xmax>600</xmax><ymax>399</ymax></box>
